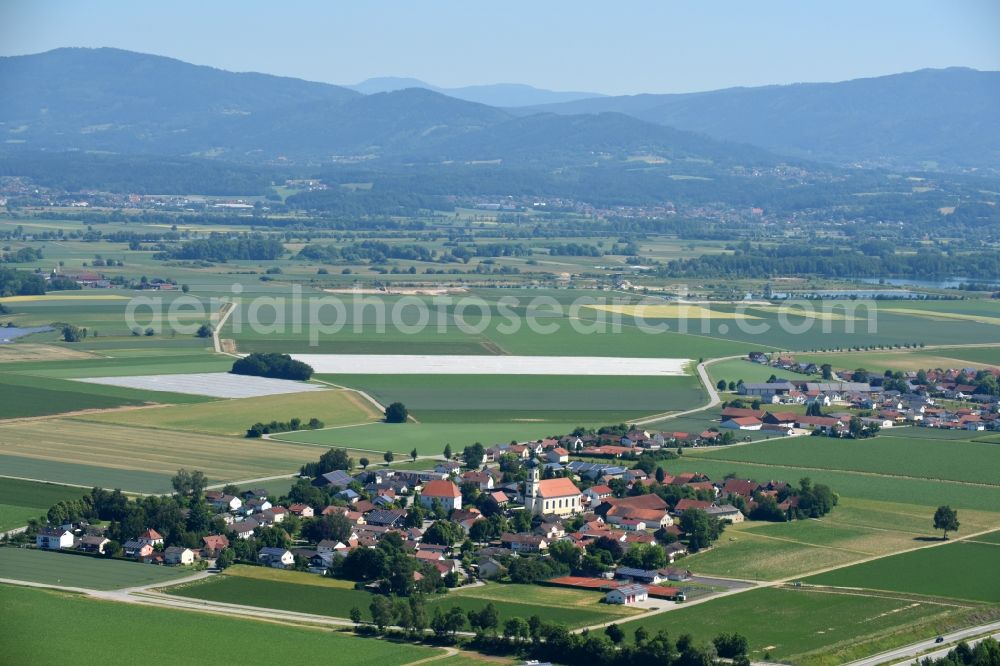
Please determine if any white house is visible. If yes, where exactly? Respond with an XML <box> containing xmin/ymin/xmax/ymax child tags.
<box><xmin>545</xmin><ymin>447</ymin><xmax>570</xmax><ymax>464</ymax></box>
<box><xmin>164</xmin><ymin>546</ymin><xmax>195</xmax><ymax>565</ymax></box>
<box><xmin>36</xmin><ymin>527</ymin><xmax>73</xmax><ymax>550</ymax></box>
<box><xmin>258</xmin><ymin>547</ymin><xmax>295</xmax><ymax>568</ymax></box>
<box><xmin>605</xmin><ymin>584</ymin><xmax>648</xmax><ymax>605</ymax></box>
<box><xmin>419</xmin><ymin>480</ymin><xmax>462</xmax><ymax>511</ymax></box>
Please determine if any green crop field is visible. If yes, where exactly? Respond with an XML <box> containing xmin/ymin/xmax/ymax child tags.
<box><xmin>680</xmin><ymin>452</ymin><xmax>1000</xmax><ymax>513</ymax></box>
<box><xmin>167</xmin><ymin>569</ymin><xmax>633</xmax><ymax>629</ymax></box>
<box><xmin>81</xmin><ymin>388</ymin><xmax>381</xmax><ymax>436</ymax></box>
<box><xmin>0</xmin><ymin>478</ymin><xmax>88</xmax><ymax>532</ymax></box>
<box><xmin>0</xmin><ymin>584</ymin><xmax>439</xmax><ymax>665</ymax></box>
<box><xmin>274</xmin><ymin>420</ymin><xmax>583</xmax><ymax>456</ymax></box>
<box><xmin>0</xmin><ymin>373</ymin><xmax>149</xmax><ymax>419</ymax></box>
<box><xmin>323</xmin><ymin>373</ymin><xmax>704</xmax><ymax>424</ymax></box>
<box><xmin>617</xmin><ymin>586</ymin><xmax>980</xmax><ymax>666</ymax></box>
<box><xmin>0</xmin><ymin>419</ymin><xmax>331</xmax><ymax>493</ymax></box>
<box><xmin>0</xmin><ymin>368</ymin><xmax>211</xmax><ymax>417</ymax></box>
<box><xmin>804</xmin><ymin>537</ymin><xmax>1000</xmax><ymax>603</ymax></box>
<box><xmin>0</xmin><ymin>548</ymin><xmax>188</xmax><ymax>589</ymax></box>
<box><xmin>677</xmin><ymin>497</ymin><xmax>981</xmax><ymax>581</ymax></box>
<box><xmin>686</xmin><ymin>431</ymin><xmax>1000</xmax><ymax>486</ymax></box>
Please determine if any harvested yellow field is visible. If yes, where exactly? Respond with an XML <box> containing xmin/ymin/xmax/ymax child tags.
<box><xmin>0</xmin><ymin>294</ymin><xmax>130</xmax><ymax>303</ymax></box>
<box><xmin>0</xmin><ymin>344</ymin><xmax>99</xmax><ymax>362</ymax></box>
<box><xmin>748</xmin><ymin>305</ymin><xmax>861</xmax><ymax>321</ymax></box>
<box><xmin>0</xmin><ymin>419</ymin><xmax>325</xmax><ymax>482</ymax></box>
<box><xmin>80</xmin><ymin>389</ymin><xmax>381</xmax><ymax>435</ymax></box>
<box><xmin>584</xmin><ymin>303</ymin><xmax>759</xmax><ymax>319</ymax></box>
<box><xmin>885</xmin><ymin>308</ymin><xmax>1000</xmax><ymax>327</ymax></box>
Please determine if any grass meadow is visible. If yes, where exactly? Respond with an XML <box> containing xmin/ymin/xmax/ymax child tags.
<box><xmin>688</xmin><ymin>430</ymin><xmax>1000</xmax><ymax>486</ymax></box>
<box><xmin>323</xmin><ymin>372</ymin><xmax>705</xmax><ymax>424</ymax></box>
<box><xmin>618</xmin><ymin>586</ymin><xmax>986</xmax><ymax>666</ymax></box>
<box><xmin>0</xmin><ymin>478</ymin><xmax>88</xmax><ymax>532</ymax></box>
<box><xmin>0</xmin><ymin>584</ymin><xmax>439</xmax><ymax>665</ymax></box>
<box><xmin>804</xmin><ymin>535</ymin><xmax>1000</xmax><ymax>603</ymax></box>
<box><xmin>0</xmin><ymin>548</ymin><xmax>187</xmax><ymax>589</ymax></box>
<box><xmin>167</xmin><ymin>567</ymin><xmax>635</xmax><ymax>629</ymax></box>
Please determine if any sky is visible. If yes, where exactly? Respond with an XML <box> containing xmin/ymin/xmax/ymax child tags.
<box><xmin>2</xmin><ymin>1</ymin><xmax>999</xmax><ymax>95</ymax></box>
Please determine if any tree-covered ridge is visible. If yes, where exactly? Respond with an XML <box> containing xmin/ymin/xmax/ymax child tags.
<box><xmin>662</xmin><ymin>244</ymin><xmax>1000</xmax><ymax>279</ymax></box>
<box><xmin>156</xmin><ymin>235</ymin><xmax>285</xmax><ymax>262</ymax></box>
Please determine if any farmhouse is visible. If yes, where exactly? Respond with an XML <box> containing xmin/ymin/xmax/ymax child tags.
<box><xmin>123</xmin><ymin>540</ymin><xmax>154</xmax><ymax>558</ymax></box>
<box><xmin>137</xmin><ymin>528</ymin><xmax>164</xmax><ymax>547</ymax></box>
<box><xmin>258</xmin><ymin>547</ymin><xmax>295</xmax><ymax>568</ymax></box>
<box><xmin>78</xmin><ymin>535</ymin><xmax>111</xmax><ymax>554</ymax></box>
<box><xmin>164</xmin><ymin>546</ymin><xmax>196</xmax><ymax>565</ymax></box>
<box><xmin>419</xmin><ymin>479</ymin><xmax>462</xmax><ymax>511</ymax></box>
<box><xmin>36</xmin><ymin>527</ymin><xmax>73</xmax><ymax>550</ymax></box>
<box><xmin>500</xmin><ymin>533</ymin><xmax>548</xmax><ymax>553</ymax></box>
<box><xmin>606</xmin><ymin>584</ymin><xmax>648</xmax><ymax>605</ymax></box>
<box><xmin>721</xmin><ymin>416</ymin><xmax>762</xmax><ymax>430</ymax></box>
<box><xmin>705</xmin><ymin>504</ymin><xmax>745</xmax><ymax>523</ymax></box>
<box><xmin>202</xmin><ymin>534</ymin><xmax>229</xmax><ymax>555</ymax></box>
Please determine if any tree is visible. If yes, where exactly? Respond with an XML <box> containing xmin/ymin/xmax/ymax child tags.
<box><xmin>634</xmin><ymin>625</ymin><xmax>650</xmax><ymax>646</ymax></box>
<box><xmin>680</xmin><ymin>508</ymin><xmax>725</xmax><ymax>552</ymax></box>
<box><xmin>61</xmin><ymin>324</ymin><xmax>87</xmax><ymax>342</ymax></box>
<box><xmin>349</xmin><ymin>606</ymin><xmax>362</xmax><ymax>625</ymax></box>
<box><xmin>410</xmin><ymin>448</ymin><xmax>418</xmax><ymax>462</ymax></box>
<box><xmin>806</xmin><ymin>401</ymin><xmax>824</xmax><ymax>417</ymax></box>
<box><xmin>359</xmin><ymin>457</ymin><xmax>370</xmax><ymax>470</ymax></box>
<box><xmin>171</xmin><ymin>468</ymin><xmax>208</xmax><ymax>496</ymax></box>
<box><xmin>655</xmin><ymin>467</ymin><xmax>665</xmax><ymax>483</ymax></box>
<box><xmin>821</xmin><ymin>363</ymin><xmax>833</xmax><ymax>380</ymax></box>
<box><xmin>385</xmin><ymin>402</ymin><xmax>408</xmax><ymax>423</ymax></box>
<box><xmin>605</xmin><ymin>623</ymin><xmax>625</xmax><ymax>644</ymax></box>
<box><xmin>383</xmin><ymin>450</ymin><xmax>395</xmax><ymax>464</ymax></box>
<box><xmin>503</xmin><ymin>617</ymin><xmax>528</xmax><ymax>643</ymax></box>
<box><xmin>462</xmin><ymin>442</ymin><xmax>486</xmax><ymax>469</ymax></box>
<box><xmin>370</xmin><ymin>595</ymin><xmax>394</xmax><ymax>632</ymax></box>
<box><xmin>181</xmin><ymin>284</ymin><xmax>190</xmax><ymax>293</ymax></box>
<box><xmin>468</xmin><ymin>602</ymin><xmax>499</xmax><ymax>636</ymax></box>
<box><xmin>422</xmin><ymin>520</ymin><xmax>464</xmax><ymax>546</ymax></box>
<box><xmin>195</xmin><ymin>323</ymin><xmax>212</xmax><ymax>338</ymax></box>
<box><xmin>716</xmin><ymin>379</ymin><xmax>727</xmax><ymax>391</ymax></box>
<box><xmin>714</xmin><ymin>633</ymin><xmax>750</xmax><ymax>659</ymax></box>
<box><xmin>443</xmin><ymin>443</ymin><xmax>452</xmax><ymax>459</ymax></box>
<box><xmin>933</xmin><ymin>505</ymin><xmax>960</xmax><ymax>539</ymax></box>
<box><xmin>216</xmin><ymin>548</ymin><xmax>235</xmax><ymax>569</ymax></box>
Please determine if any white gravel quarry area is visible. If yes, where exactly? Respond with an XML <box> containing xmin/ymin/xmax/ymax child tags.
<box><xmin>75</xmin><ymin>372</ymin><xmax>326</xmax><ymax>398</ymax></box>
<box><xmin>291</xmin><ymin>354</ymin><xmax>692</xmax><ymax>376</ymax></box>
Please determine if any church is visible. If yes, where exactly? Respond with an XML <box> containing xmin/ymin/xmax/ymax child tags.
<box><xmin>523</xmin><ymin>459</ymin><xmax>583</xmax><ymax>517</ymax></box>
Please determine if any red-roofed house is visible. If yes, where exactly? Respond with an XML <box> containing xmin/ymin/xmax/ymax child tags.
<box><xmin>419</xmin><ymin>480</ymin><xmax>462</xmax><ymax>511</ymax></box>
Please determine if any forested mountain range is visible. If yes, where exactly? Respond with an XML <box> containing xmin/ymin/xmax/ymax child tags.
<box><xmin>346</xmin><ymin>76</ymin><xmax>604</xmax><ymax>107</ymax></box>
<box><xmin>514</xmin><ymin>68</ymin><xmax>1000</xmax><ymax>171</ymax></box>
<box><xmin>4</xmin><ymin>48</ymin><xmax>997</xmax><ymax>173</ymax></box>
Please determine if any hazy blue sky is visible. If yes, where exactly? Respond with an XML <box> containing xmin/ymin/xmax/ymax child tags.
<box><xmin>3</xmin><ymin>1</ymin><xmax>999</xmax><ymax>95</ymax></box>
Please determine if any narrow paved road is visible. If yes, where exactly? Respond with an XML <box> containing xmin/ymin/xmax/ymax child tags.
<box><xmin>632</xmin><ymin>355</ymin><xmax>741</xmax><ymax>426</ymax></box>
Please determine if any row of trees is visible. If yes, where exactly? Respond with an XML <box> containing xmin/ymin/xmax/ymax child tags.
<box><xmin>245</xmin><ymin>416</ymin><xmax>324</xmax><ymax>438</ymax></box>
<box><xmin>155</xmin><ymin>235</ymin><xmax>285</xmax><ymax>262</ymax></box>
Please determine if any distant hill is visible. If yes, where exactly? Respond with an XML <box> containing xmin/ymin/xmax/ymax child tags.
<box><xmin>514</xmin><ymin>68</ymin><xmax>1000</xmax><ymax>171</ymax></box>
<box><xmin>0</xmin><ymin>48</ymin><xmax>760</xmax><ymax>168</ymax></box>
<box><xmin>347</xmin><ymin>77</ymin><xmax>604</xmax><ymax>107</ymax></box>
